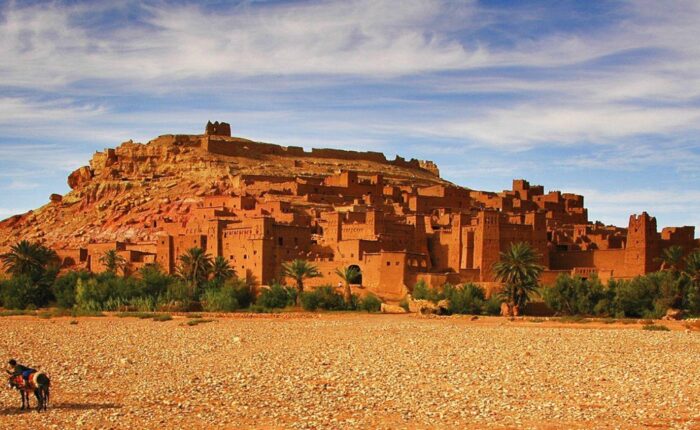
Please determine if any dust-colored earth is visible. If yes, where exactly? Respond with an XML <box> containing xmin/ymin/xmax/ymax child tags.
<box><xmin>0</xmin><ymin>314</ymin><xmax>698</xmax><ymax>429</ymax></box>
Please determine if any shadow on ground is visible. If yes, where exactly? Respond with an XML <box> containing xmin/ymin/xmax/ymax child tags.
<box><xmin>0</xmin><ymin>402</ymin><xmax>121</xmax><ymax>415</ymax></box>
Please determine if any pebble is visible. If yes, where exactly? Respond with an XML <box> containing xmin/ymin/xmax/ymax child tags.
<box><xmin>0</xmin><ymin>315</ymin><xmax>697</xmax><ymax>429</ymax></box>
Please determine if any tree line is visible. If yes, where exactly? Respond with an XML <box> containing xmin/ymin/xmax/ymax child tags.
<box><xmin>2</xmin><ymin>239</ymin><xmax>699</xmax><ymax>317</ymax></box>
<box><xmin>0</xmin><ymin>241</ymin><xmax>378</xmax><ymax>313</ymax></box>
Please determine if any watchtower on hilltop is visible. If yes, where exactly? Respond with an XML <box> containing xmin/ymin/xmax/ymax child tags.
<box><xmin>205</xmin><ymin>121</ymin><xmax>231</xmax><ymax>137</ymax></box>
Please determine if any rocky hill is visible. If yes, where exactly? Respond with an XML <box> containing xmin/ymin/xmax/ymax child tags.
<box><xmin>0</xmin><ymin>128</ymin><xmax>447</xmax><ymax>252</ymax></box>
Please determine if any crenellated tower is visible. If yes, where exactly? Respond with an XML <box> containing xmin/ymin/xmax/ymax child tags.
<box><xmin>624</xmin><ymin>212</ymin><xmax>660</xmax><ymax>276</ymax></box>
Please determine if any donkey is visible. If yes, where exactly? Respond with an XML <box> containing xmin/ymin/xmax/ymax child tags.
<box><xmin>8</xmin><ymin>372</ymin><xmax>50</xmax><ymax>411</ymax></box>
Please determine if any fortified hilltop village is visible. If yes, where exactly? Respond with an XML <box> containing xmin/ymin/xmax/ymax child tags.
<box><xmin>0</xmin><ymin>121</ymin><xmax>697</xmax><ymax>300</ymax></box>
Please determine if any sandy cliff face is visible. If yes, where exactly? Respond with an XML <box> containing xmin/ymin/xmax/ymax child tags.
<box><xmin>0</xmin><ymin>134</ymin><xmax>447</xmax><ymax>251</ymax></box>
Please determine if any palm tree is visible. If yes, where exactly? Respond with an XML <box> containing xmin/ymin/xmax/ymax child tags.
<box><xmin>281</xmin><ymin>259</ymin><xmax>322</xmax><ymax>306</ymax></box>
<box><xmin>493</xmin><ymin>242</ymin><xmax>544</xmax><ymax>316</ymax></box>
<box><xmin>99</xmin><ymin>249</ymin><xmax>128</xmax><ymax>275</ymax></box>
<box><xmin>335</xmin><ymin>266</ymin><xmax>360</xmax><ymax>306</ymax></box>
<box><xmin>212</xmin><ymin>256</ymin><xmax>236</xmax><ymax>284</ymax></box>
<box><xmin>176</xmin><ymin>247</ymin><xmax>214</xmax><ymax>297</ymax></box>
<box><xmin>657</xmin><ymin>245</ymin><xmax>684</xmax><ymax>273</ymax></box>
<box><xmin>0</xmin><ymin>240</ymin><xmax>58</xmax><ymax>279</ymax></box>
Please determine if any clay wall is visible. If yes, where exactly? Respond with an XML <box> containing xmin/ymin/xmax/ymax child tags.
<box><xmin>221</xmin><ymin>218</ymin><xmax>271</xmax><ymax>283</ymax></box>
<box><xmin>56</xmin><ymin>248</ymin><xmax>87</xmax><ymax>268</ymax></box>
<box><xmin>362</xmin><ymin>251</ymin><xmax>410</xmax><ymax>299</ymax></box>
<box><xmin>473</xmin><ymin>211</ymin><xmax>501</xmax><ymax>281</ymax></box>
<box><xmin>156</xmin><ymin>235</ymin><xmax>174</xmax><ymax>273</ymax></box>
<box><xmin>661</xmin><ymin>226</ymin><xmax>696</xmax><ymax>248</ymax></box>
<box><xmin>549</xmin><ymin>249</ymin><xmax>626</xmax><ymax>276</ymax></box>
<box><xmin>172</xmin><ymin>235</ymin><xmax>207</xmax><ymax>270</ymax></box>
<box><xmin>200</xmin><ymin>133</ymin><xmax>438</xmax><ymax>177</ymax></box>
<box><xmin>202</xmin><ymin>195</ymin><xmax>256</xmax><ymax>211</ymax></box>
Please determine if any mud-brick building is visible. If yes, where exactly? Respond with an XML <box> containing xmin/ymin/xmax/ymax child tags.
<box><xmin>49</xmin><ymin>125</ymin><xmax>697</xmax><ymax>300</ymax></box>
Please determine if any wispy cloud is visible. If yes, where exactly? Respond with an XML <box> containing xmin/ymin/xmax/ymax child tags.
<box><xmin>0</xmin><ymin>143</ymin><xmax>89</xmax><ymax>172</ymax></box>
<box><xmin>0</xmin><ymin>0</ymin><xmax>698</xmax><ymax>229</ymax></box>
<box><xmin>570</xmin><ymin>188</ymin><xmax>700</xmax><ymax>228</ymax></box>
<box><xmin>0</xmin><ymin>0</ymin><xmax>485</xmax><ymax>86</ymax></box>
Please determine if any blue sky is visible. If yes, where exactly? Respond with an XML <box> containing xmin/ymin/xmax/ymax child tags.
<box><xmin>0</xmin><ymin>0</ymin><xmax>699</xmax><ymax>231</ymax></box>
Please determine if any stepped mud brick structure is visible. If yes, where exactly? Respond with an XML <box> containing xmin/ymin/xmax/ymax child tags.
<box><xmin>1</xmin><ymin>122</ymin><xmax>697</xmax><ymax>300</ymax></box>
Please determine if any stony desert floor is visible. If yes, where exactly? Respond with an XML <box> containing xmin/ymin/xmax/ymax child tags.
<box><xmin>0</xmin><ymin>314</ymin><xmax>698</xmax><ymax>430</ymax></box>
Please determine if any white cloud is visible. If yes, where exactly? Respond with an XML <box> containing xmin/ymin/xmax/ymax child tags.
<box><xmin>0</xmin><ymin>97</ymin><xmax>106</xmax><ymax>124</ymax></box>
<box><xmin>0</xmin><ymin>142</ymin><xmax>89</xmax><ymax>172</ymax></box>
<box><xmin>567</xmin><ymin>188</ymin><xmax>700</xmax><ymax>228</ymax></box>
<box><xmin>418</xmin><ymin>105</ymin><xmax>700</xmax><ymax>149</ymax></box>
<box><xmin>0</xmin><ymin>0</ymin><xmax>699</xmax><ymax>229</ymax></box>
<box><xmin>0</xmin><ymin>0</ymin><xmax>486</xmax><ymax>86</ymax></box>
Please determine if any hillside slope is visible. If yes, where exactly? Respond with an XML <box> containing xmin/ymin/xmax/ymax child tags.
<box><xmin>0</xmin><ymin>132</ymin><xmax>447</xmax><ymax>251</ymax></box>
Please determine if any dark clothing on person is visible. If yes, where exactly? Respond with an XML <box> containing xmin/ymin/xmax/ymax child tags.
<box><xmin>9</xmin><ymin>364</ymin><xmax>35</xmax><ymax>383</ymax></box>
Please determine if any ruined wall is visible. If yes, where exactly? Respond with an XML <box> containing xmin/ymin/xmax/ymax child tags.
<box><xmin>205</xmin><ymin>121</ymin><xmax>231</xmax><ymax>137</ymax></box>
<box><xmin>199</xmin><ymin>134</ymin><xmax>439</xmax><ymax>176</ymax></box>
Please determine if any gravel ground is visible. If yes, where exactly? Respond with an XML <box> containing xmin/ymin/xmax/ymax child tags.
<box><xmin>0</xmin><ymin>314</ymin><xmax>698</xmax><ymax>430</ymax></box>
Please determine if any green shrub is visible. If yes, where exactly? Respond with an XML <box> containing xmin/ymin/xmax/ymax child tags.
<box><xmin>103</xmin><ymin>297</ymin><xmax>129</xmax><ymax>311</ymax></box>
<box><xmin>157</xmin><ymin>281</ymin><xmax>191</xmax><ymax>312</ymax></box>
<box><xmin>642</xmin><ymin>324</ymin><xmax>670</xmax><ymax>331</ymax></box>
<box><xmin>201</xmin><ymin>279</ymin><xmax>251</xmax><ymax>312</ymax></box>
<box><xmin>227</xmin><ymin>279</ymin><xmax>253</xmax><ymax>309</ymax></box>
<box><xmin>412</xmin><ymin>280</ymin><xmax>444</xmax><ymax>302</ymax></box>
<box><xmin>611</xmin><ymin>277</ymin><xmax>658</xmax><ymax>318</ymax></box>
<box><xmin>483</xmin><ymin>296</ymin><xmax>502</xmax><ymax>315</ymax></box>
<box><xmin>138</xmin><ymin>265</ymin><xmax>175</xmax><ymax>298</ymax></box>
<box><xmin>130</xmin><ymin>296</ymin><xmax>156</xmax><ymax>312</ymax></box>
<box><xmin>653</xmin><ymin>270</ymin><xmax>685</xmax><ymax>310</ymax></box>
<box><xmin>357</xmin><ymin>294</ymin><xmax>382</xmax><ymax>312</ymax></box>
<box><xmin>202</xmin><ymin>285</ymin><xmax>240</xmax><ymax>312</ymax></box>
<box><xmin>541</xmin><ymin>275</ymin><xmax>608</xmax><ymax>316</ymax></box>
<box><xmin>399</xmin><ymin>296</ymin><xmax>410</xmax><ymax>312</ymax></box>
<box><xmin>444</xmin><ymin>283</ymin><xmax>485</xmax><ymax>314</ymax></box>
<box><xmin>1</xmin><ymin>275</ymin><xmax>50</xmax><ymax>310</ymax></box>
<box><xmin>75</xmin><ymin>278</ymin><xmax>105</xmax><ymax>310</ymax></box>
<box><xmin>51</xmin><ymin>271</ymin><xmax>90</xmax><ymax>308</ymax></box>
<box><xmin>152</xmin><ymin>314</ymin><xmax>173</xmax><ymax>322</ymax></box>
<box><xmin>257</xmin><ymin>283</ymin><xmax>294</xmax><ymax>309</ymax></box>
<box><xmin>300</xmin><ymin>291</ymin><xmax>320</xmax><ymax>311</ymax></box>
<box><xmin>301</xmin><ymin>286</ymin><xmax>345</xmax><ymax>311</ymax></box>
<box><xmin>685</xmin><ymin>280</ymin><xmax>700</xmax><ymax>315</ymax></box>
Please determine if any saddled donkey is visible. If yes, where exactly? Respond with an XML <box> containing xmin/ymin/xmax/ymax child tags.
<box><xmin>8</xmin><ymin>371</ymin><xmax>50</xmax><ymax>411</ymax></box>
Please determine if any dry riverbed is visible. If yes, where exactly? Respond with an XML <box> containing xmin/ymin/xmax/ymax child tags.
<box><xmin>0</xmin><ymin>314</ymin><xmax>698</xmax><ymax>429</ymax></box>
